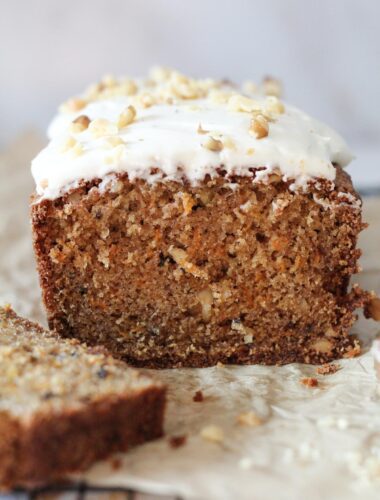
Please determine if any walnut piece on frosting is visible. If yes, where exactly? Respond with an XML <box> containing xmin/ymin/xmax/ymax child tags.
<box><xmin>250</xmin><ymin>114</ymin><xmax>269</xmax><ymax>139</ymax></box>
<box><xmin>203</xmin><ymin>136</ymin><xmax>224</xmax><ymax>152</ymax></box>
<box><xmin>227</xmin><ymin>94</ymin><xmax>262</xmax><ymax>113</ymax></box>
<box><xmin>70</xmin><ymin>115</ymin><xmax>91</xmax><ymax>134</ymax></box>
<box><xmin>59</xmin><ymin>97</ymin><xmax>87</xmax><ymax>114</ymax></box>
<box><xmin>197</xmin><ymin>124</ymin><xmax>209</xmax><ymax>135</ymax></box>
<box><xmin>265</xmin><ymin>96</ymin><xmax>285</xmax><ymax>115</ymax></box>
<box><xmin>262</xmin><ymin>76</ymin><xmax>283</xmax><ymax>97</ymax></box>
<box><xmin>58</xmin><ymin>136</ymin><xmax>77</xmax><ymax>153</ymax></box>
<box><xmin>89</xmin><ymin>118</ymin><xmax>118</xmax><ymax>138</ymax></box>
<box><xmin>118</xmin><ymin>105</ymin><xmax>136</xmax><ymax>129</ymax></box>
<box><xmin>103</xmin><ymin>136</ymin><xmax>125</xmax><ymax>149</ymax></box>
<box><xmin>242</xmin><ymin>81</ymin><xmax>258</xmax><ymax>95</ymax></box>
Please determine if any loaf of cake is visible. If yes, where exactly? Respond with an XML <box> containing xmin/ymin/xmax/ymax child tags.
<box><xmin>0</xmin><ymin>305</ymin><xmax>165</xmax><ymax>489</ymax></box>
<box><xmin>31</xmin><ymin>67</ymin><xmax>376</xmax><ymax>368</ymax></box>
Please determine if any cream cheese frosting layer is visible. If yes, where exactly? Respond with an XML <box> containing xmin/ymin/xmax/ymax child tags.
<box><xmin>31</xmin><ymin>69</ymin><xmax>353</xmax><ymax>200</ymax></box>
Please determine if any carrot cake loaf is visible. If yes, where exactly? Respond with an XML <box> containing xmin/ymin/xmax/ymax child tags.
<box><xmin>31</xmin><ymin>67</ymin><xmax>377</xmax><ymax>368</ymax></box>
<box><xmin>0</xmin><ymin>305</ymin><xmax>165</xmax><ymax>489</ymax></box>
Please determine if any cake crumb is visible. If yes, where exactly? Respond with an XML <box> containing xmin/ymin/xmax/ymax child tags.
<box><xmin>236</xmin><ymin>411</ymin><xmax>263</xmax><ymax>427</ymax></box>
<box><xmin>300</xmin><ymin>377</ymin><xmax>319</xmax><ymax>388</ymax></box>
<box><xmin>365</xmin><ymin>296</ymin><xmax>380</xmax><ymax>321</ymax></box>
<box><xmin>169</xmin><ymin>435</ymin><xmax>187</xmax><ymax>449</ymax></box>
<box><xmin>193</xmin><ymin>390</ymin><xmax>204</xmax><ymax>402</ymax></box>
<box><xmin>316</xmin><ymin>363</ymin><xmax>340</xmax><ymax>375</ymax></box>
<box><xmin>200</xmin><ymin>425</ymin><xmax>224</xmax><ymax>443</ymax></box>
<box><xmin>110</xmin><ymin>457</ymin><xmax>123</xmax><ymax>470</ymax></box>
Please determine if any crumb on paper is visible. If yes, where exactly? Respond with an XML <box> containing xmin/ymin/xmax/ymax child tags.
<box><xmin>300</xmin><ymin>377</ymin><xmax>319</xmax><ymax>388</ymax></box>
<box><xmin>365</xmin><ymin>296</ymin><xmax>380</xmax><ymax>321</ymax></box>
<box><xmin>169</xmin><ymin>435</ymin><xmax>187</xmax><ymax>449</ymax></box>
<box><xmin>109</xmin><ymin>457</ymin><xmax>123</xmax><ymax>470</ymax></box>
<box><xmin>316</xmin><ymin>363</ymin><xmax>340</xmax><ymax>375</ymax></box>
<box><xmin>200</xmin><ymin>425</ymin><xmax>224</xmax><ymax>443</ymax></box>
<box><xmin>193</xmin><ymin>390</ymin><xmax>204</xmax><ymax>402</ymax></box>
<box><xmin>236</xmin><ymin>411</ymin><xmax>263</xmax><ymax>427</ymax></box>
<box><xmin>216</xmin><ymin>361</ymin><xmax>225</xmax><ymax>368</ymax></box>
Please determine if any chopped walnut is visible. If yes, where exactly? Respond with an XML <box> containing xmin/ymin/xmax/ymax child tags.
<box><xmin>89</xmin><ymin>118</ymin><xmax>118</xmax><ymax>138</ymax></box>
<box><xmin>222</xmin><ymin>136</ymin><xmax>236</xmax><ymax>150</ymax></box>
<box><xmin>265</xmin><ymin>96</ymin><xmax>285</xmax><ymax>115</ymax></box>
<box><xmin>228</xmin><ymin>94</ymin><xmax>262</xmax><ymax>113</ymax></box>
<box><xmin>118</xmin><ymin>105</ymin><xmax>136</xmax><ymax>129</ymax></box>
<box><xmin>193</xmin><ymin>390</ymin><xmax>204</xmax><ymax>402</ymax></box>
<box><xmin>200</xmin><ymin>425</ymin><xmax>224</xmax><ymax>443</ymax></box>
<box><xmin>149</xmin><ymin>66</ymin><xmax>173</xmax><ymax>83</ymax></box>
<box><xmin>69</xmin><ymin>143</ymin><xmax>84</xmax><ymax>158</ymax></box>
<box><xmin>208</xmin><ymin>89</ymin><xmax>231</xmax><ymax>104</ymax></box>
<box><xmin>250</xmin><ymin>114</ymin><xmax>269</xmax><ymax>139</ymax></box>
<box><xmin>231</xmin><ymin>319</ymin><xmax>254</xmax><ymax>343</ymax></box>
<box><xmin>300</xmin><ymin>377</ymin><xmax>319</xmax><ymax>388</ymax></box>
<box><xmin>197</xmin><ymin>123</ymin><xmax>209</xmax><ymax>135</ymax></box>
<box><xmin>103</xmin><ymin>136</ymin><xmax>125</xmax><ymax>149</ymax></box>
<box><xmin>58</xmin><ymin>136</ymin><xmax>77</xmax><ymax>153</ymax></box>
<box><xmin>198</xmin><ymin>288</ymin><xmax>213</xmax><ymax>321</ymax></box>
<box><xmin>168</xmin><ymin>246</ymin><xmax>208</xmax><ymax>279</ymax></box>
<box><xmin>242</xmin><ymin>81</ymin><xmax>258</xmax><ymax>94</ymax></box>
<box><xmin>203</xmin><ymin>136</ymin><xmax>223</xmax><ymax>152</ymax></box>
<box><xmin>262</xmin><ymin>76</ymin><xmax>282</xmax><ymax>97</ymax></box>
<box><xmin>60</xmin><ymin>97</ymin><xmax>87</xmax><ymax>113</ymax></box>
<box><xmin>180</xmin><ymin>192</ymin><xmax>196</xmax><ymax>215</ymax></box>
<box><xmin>101</xmin><ymin>74</ymin><xmax>118</xmax><ymax>88</ymax></box>
<box><xmin>130</xmin><ymin>93</ymin><xmax>156</xmax><ymax>109</ymax></box>
<box><xmin>237</xmin><ymin>411</ymin><xmax>263</xmax><ymax>427</ymax></box>
<box><xmin>311</xmin><ymin>338</ymin><xmax>332</xmax><ymax>354</ymax></box>
<box><xmin>70</xmin><ymin>114</ymin><xmax>91</xmax><ymax>133</ymax></box>
<box><xmin>316</xmin><ymin>363</ymin><xmax>340</xmax><ymax>375</ymax></box>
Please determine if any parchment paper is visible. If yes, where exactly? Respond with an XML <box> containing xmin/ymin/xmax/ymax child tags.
<box><xmin>1</xmin><ymin>133</ymin><xmax>380</xmax><ymax>500</ymax></box>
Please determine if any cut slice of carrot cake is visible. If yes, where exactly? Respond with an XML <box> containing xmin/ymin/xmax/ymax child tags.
<box><xmin>0</xmin><ymin>305</ymin><xmax>165</xmax><ymax>490</ymax></box>
<box><xmin>30</xmin><ymin>67</ymin><xmax>378</xmax><ymax>368</ymax></box>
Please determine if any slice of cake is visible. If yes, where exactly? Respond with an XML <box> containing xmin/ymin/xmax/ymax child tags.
<box><xmin>0</xmin><ymin>305</ymin><xmax>166</xmax><ymax>490</ymax></box>
<box><xmin>31</xmin><ymin>67</ymin><xmax>377</xmax><ymax>368</ymax></box>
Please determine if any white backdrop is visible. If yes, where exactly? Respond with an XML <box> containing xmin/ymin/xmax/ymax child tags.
<box><xmin>1</xmin><ymin>0</ymin><xmax>379</xmax><ymax>186</ymax></box>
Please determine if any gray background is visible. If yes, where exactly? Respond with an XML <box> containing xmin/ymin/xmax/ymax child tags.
<box><xmin>1</xmin><ymin>0</ymin><xmax>379</xmax><ymax>187</ymax></box>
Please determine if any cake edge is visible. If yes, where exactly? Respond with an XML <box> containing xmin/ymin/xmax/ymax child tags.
<box><xmin>0</xmin><ymin>306</ymin><xmax>166</xmax><ymax>490</ymax></box>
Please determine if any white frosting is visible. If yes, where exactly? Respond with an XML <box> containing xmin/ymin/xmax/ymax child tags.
<box><xmin>31</xmin><ymin>73</ymin><xmax>353</xmax><ymax>200</ymax></box>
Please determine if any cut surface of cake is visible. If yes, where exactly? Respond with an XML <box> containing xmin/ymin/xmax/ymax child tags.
<box><xmin>0</xmin><ymin>305</ymin><xmax>166</xmax><ymax>489</ymax></box>
<box><xmin>31</xmin><ymin>67</ymin><xmax>375</xmax><ymax>368</ymax></box>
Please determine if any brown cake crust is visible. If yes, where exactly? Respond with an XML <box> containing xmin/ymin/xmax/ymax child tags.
<box><xmin>0</xmin><ymin>307</ymin><xmax>166</xmax><ymax>490</ymax></box>
<box><xmin>1</xmin><ymin>389</ymin><xmax>164</xmax><ymax>490</ymax></box>
<box><xmin>31</xmin><ymin>166</ymin><xmax>371</xmax><ymax>368</ymax></box>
